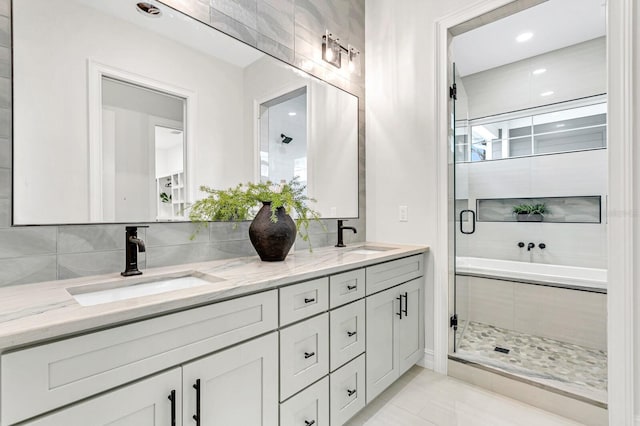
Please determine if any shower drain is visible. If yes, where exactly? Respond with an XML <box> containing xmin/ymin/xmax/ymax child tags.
<box><xmin>494</xmin><ymin>346</ymin><xmax>511</xmax><ymax>354</ymax></box>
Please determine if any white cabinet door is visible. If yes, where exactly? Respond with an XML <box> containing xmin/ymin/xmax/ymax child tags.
<box><xmin>398</xmin><ymin>278</ymin><xmax>425</xmax><ymax>375</ymax></box>
<box><xmin>366</xmin><ymin>278</ymin><xmax>425</xmax><ymax>403</ymax></box>
<box><xmin>365</xmin><ymin>285</ymin><xmax>400</xmax><ymax>403</ymax></box>
<box><xmin>280</xmin><ymin>377</ymin><xmax>329</xmax><ymax>426</ymax></box>
<box><xmin>24</xmin><ymin>368</ymin><xmax>181</xmax><ymax>426</ymax></box>
<box><xmin>182</xmin><ymin>332</ymin><xmax>278</xmax><ymax>426</ymax></box>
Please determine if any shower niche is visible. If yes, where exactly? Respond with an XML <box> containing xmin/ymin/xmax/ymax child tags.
<box><xmin>476</xmin><ymin>196</ymin><xmax>602</xmax><ymax>223</ymax></box>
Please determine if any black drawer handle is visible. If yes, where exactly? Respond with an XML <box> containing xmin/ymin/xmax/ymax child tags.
<box><xmin>304</xmin><ymin>351</ymin><xmax>316</xmax><ymax>359</ymax></box>
<box><xmin>347</xmin><ymin>284</ymin><xmax>357</xmax><ymax>291</ymax></box>
<box><xmin>192</xmin><ymin>379</ymin><xmax>201</xmax><ymax>425</ymax></box>
<box><xmin>402</xmin><ymin>292</ymin><xmax>408</xmax><ymax>316</ymax></box>
<box><xmin>347</xmin><ymin>331</ymin><xmax>357</xmax><ymax>337</ymax></box>
<box><xmin>305</xmin><ymin>421</ymin><xmax>316</xmax><ymax>426</ymax></box>
<box><xmin>304</xmin><ymin>297</ymin><xmax>316</xmax><ymax>304</ymax></box>
<box><xmin>396</xmin><ymin>296</ymin><xmax>403</xmax><ymax>319</ymax></box>
<box><xmin>168</xmin><ymin>390</ymin><xmax>176</xmax><ymax>426</ymax></box>
<box><xmin>347</xmin><ymin>388</ymin><xmax>357</xmax><ymax>397</ymax></box>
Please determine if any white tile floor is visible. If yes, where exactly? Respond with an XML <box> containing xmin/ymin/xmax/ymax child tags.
<box><xmin>345</xmin><ymin>366</ymin><xmax>585</xmax><ymax>426</ymax></box>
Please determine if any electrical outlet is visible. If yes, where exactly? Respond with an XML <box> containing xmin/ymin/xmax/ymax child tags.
<box><xmin>399</xmin><ymin>205</ymin><xmax>408</xmax><ymax>222</ymax></box>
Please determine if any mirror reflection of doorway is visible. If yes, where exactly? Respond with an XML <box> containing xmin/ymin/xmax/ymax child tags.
<box><xmin>259</xmin><ymin>87</ymin><xmax>308</xmax><ymax>189</ymax></box>
<box><xmin>100</xmin><ymin>77</ymin><xmax>185</xmax><ymax>222</ymax></box>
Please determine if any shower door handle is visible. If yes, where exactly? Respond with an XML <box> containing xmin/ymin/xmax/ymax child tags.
<box><xmin>459</xmin><ymin>209</ymin><xmax>476</xmax><ymax>234</ymax></box>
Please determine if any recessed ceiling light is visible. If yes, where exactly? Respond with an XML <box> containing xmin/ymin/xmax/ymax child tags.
<box><xmin>556</xmin><ymin>123</ymin><xmax>565</xmax><ymax>128</ymax></box>
<box><xmin>540</xmin><ymin>91</ymin><xmax>554</xmax><ymax>97</ymax></box>
<box><xmin>136</xmin><ymin>2</ymin><xmax>162</xmax><ymax>17</ymax></box>
<box><xmin>516</xmin><ymin>32</ymin><xmax>533</xmax><ymax>43</ymax></box>
<box><xmin>532</xmin><ymin>68</ymin><xmax>546</xmax><ymax>75</ymax></box>
<box><xmin>288</xmin><ymin>112</ymin><xmax>297</xmax><ymax>116</ymax></box>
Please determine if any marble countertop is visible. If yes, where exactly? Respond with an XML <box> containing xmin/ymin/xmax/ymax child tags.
<box><xmin>0</xmin><ymin>242</ymin><xmax>427</xmax><ymax>351</ymax></box>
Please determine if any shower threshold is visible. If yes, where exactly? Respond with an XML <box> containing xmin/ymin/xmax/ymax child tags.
<box><xmin>451</xmin><ymin>321</ymin><xmax>607</xmax><ymax>407</ymax></box>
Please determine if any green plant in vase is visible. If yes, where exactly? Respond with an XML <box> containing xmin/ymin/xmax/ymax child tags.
<box><xmin>188</xmin><ymin>177</ymin><xmax>325</xmax><ymax>258</ymax></box>
<box><xmin>512</xmin><ymin>203</ymin><xmax>547</xmax><ymax>222</ymax></box>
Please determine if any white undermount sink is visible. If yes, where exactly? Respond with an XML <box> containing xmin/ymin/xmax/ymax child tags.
<box><xmin>348</xmin><ymin>245</ymin><xmax>395</xmax><ymax>255</ymax></box>
<box><xmin>68</xmin><ymin>272</ymin><xmax>225</xmax><ymax>306</ymax></box>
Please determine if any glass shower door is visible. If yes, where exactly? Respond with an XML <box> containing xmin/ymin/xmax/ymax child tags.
<box><xmin>451</xmin><ymin>62</ymin><xmax>474</xmax><ymax>353</ymax></box>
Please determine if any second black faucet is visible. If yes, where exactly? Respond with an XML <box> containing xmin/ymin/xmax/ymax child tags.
<box><xmin>336</xmin><ymin>220</ymin><xmax>357</xmax><ymax>247</ymax></box>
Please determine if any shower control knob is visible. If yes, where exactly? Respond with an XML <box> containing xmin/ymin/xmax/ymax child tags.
<box><xmin>517</xmin><ymin>242</ymin><xmax>525</xmax><ymax>248</ymax></box>
<box><xmin>539</xmin><ymin>243</ymin><xmax>546</xmax><ymax>249</ymax></box>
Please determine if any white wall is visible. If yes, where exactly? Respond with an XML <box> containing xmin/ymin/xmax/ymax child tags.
<box><xmin>461</xmin><ymin>37</ymin><xmax>606</xmax><ymax>118</ymax></box>
<box><xmin>366</xmin><ymin>0</ymin><xmax>475</xmax><ymax>357</ymax></box>
<box><xmin>13</xmin><ymin>0</ymin><xmax>246</xmax><ymax>224</ymax></box>
<box><xmin>456</xmin><ymin>149</ymin><xmax>608</xmax><ymax>268</ymax></box>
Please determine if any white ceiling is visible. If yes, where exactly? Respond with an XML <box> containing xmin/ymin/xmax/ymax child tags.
<box><xmin>451</xmin><ymin>0</ymin><xmax>606</xmax><ymax>77</ymax></box>
<box><xmin>74</xmin><ymin>0</ymin><xmax>264</xmax><ymax>68</ymax></box>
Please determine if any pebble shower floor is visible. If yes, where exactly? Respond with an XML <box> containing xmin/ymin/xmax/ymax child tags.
<box><xmin>454</xmin><ymin>320</ymin><xmax>607</xmax><ymax>404</ymax></box>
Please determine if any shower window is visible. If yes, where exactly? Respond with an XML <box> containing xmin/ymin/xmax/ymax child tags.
<box><xmin>455</xmin><ymin>100</ymin><xmax>607</xmax><ymax>163</ymax></box>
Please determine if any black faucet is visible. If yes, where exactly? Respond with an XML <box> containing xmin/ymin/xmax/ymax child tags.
<box><xmin>527</xmin><ymin>242</ymin><xmax>535</xmax><ymax>251</ymax></box>
<box><xmin>336</xmin><ymin>220</ymin><xmax>357</xmax><ymax>247</ymax></box>
<box><xmin>122</xmin><ymin>226</ymin><xmax>148</xmax><ymax>276</ymax></box>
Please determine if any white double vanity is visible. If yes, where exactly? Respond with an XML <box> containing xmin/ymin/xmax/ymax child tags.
<box><xmin>0</xmin><ymin>244</ymin><xmax>426</xmax><ymax>426</ymax></box>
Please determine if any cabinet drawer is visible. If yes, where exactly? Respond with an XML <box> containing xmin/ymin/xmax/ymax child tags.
<box><xmin>366</xmin><ymin>254</ymin><xmax>424</xmax><ymax>295</ymax></box>
<box><xmin>280</xmin><ymin>277</ymin><xmax>329</xmax><ymax>326</ymax></box>
<box><xmin>330</xmin><ymin>299</ymin><xmax>365</xmax><ymax>371</ymax></box>
<box><xmin>329</xmin><ymin>269</ymin><xmax>365</xmax><ymax>308</ymax></box>
<box><xmin>280</xmin><ymin>313</ymin><xmax>329</xmax><ymax>400</ymax></box>
<box><xmin>1</xmin><ymin>290</ymin><xmax>278</xmax><ymax>426</ymax></box>
<box><xmin>280</xmin><ymin>376</ymin><xmax>329</xmax><ymax>426</ymax></box>
<box><xmin>330</xmin><ymin>354</ymin><xmax>366</xmax><ymax>426</ymax></box>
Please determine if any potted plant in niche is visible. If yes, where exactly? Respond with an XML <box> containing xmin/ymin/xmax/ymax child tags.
<box><xmin>512</xmin><ymin>203</ymin><xmax>547</xmax><ymax>222</ymax></box>
<box><xmin>188</xmin><ymin>177</ymin><xmax>323</xmax><ymax>261</ymax></box>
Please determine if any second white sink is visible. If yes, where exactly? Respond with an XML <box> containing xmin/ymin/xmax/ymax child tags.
<box><xmin>69</xmin><ymin>273</ymin><xmax>224</xmax><ymax>307</ymax></box>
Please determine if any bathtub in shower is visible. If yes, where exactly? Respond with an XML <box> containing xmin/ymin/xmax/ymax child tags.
<box><xmin>455</xmin><ymin>256</ymin><xmax>607</xmax><ymax>292</ymax></box>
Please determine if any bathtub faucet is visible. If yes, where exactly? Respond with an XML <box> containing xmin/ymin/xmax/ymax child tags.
<box><xmin>527</xmin><ymin>242</ymin><xmax>535</xmax><ymax>251</ymax></box>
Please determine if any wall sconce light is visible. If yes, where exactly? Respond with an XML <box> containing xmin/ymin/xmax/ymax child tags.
<box><xmin>348</xmin><ymin>44</ymin><xmax>361</xmax><ymax>76</ymax></box>
<box><xmin>322</xmin><ymin>31</ymin><xmax>342</xmax><ymax>68</ymax></box>
<box><xmin>322</xmin><ymin>30</ymin><xmax>361</xmax><ymax>75</ymax></box>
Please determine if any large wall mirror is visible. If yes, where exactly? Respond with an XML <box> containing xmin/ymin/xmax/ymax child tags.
<box><xmin>12</xmin><ymin>0</ymin><xmax>359</xmax><ymax>225</ymax></box>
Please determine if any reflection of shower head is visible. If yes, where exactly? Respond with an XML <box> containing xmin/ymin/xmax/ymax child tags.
<box><xmin>281</xmin><ymin>133</ymin><xmax>293</xmax><ymax>144</ymax></box>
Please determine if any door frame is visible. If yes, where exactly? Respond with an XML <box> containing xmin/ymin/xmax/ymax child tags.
<box><xmin>432</xmin><ymin>1</ymin><xmax>636</xmax><ymax>424</ymax></box>
<box><xmin>87</xmin><ymin>59</ymin><xmax>197</xmax><ymax>222</ymax></box>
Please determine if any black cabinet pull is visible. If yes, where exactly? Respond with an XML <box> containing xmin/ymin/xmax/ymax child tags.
<box><xmin>168</xmin><ymin>390</ymin><xmax>176</xmax><ymax>426</ymax></box>
<box><xmin>347</xmin><ymin>388</ymin><xmax>357</xmax><ymax>397</ymax></box>
<box><xmin>347</xmin><ymin>331</ymin><xmax>357</xmax><ymax>337</ymax></box>
<box><xmin>347</xmin><ymin>284</ymin><xmax>357</xmax><ymax>291</ymax></box>
<box><xmin>305</xmin><ymin>421</ymin><xmax>316</xmax><ymax>426</ymax></box>
<box><xmin>402</xmin><ymin>292</ymin><xmax>408</xmax><ymax>317</ymax></box>
<box><xmin>304</xmin><ymin>297</ymin><xmax>316</xmax><ymax>304</ymax></box>
<box><xmin>396</xmin><ymin>296</ymin><xmax>403</xmax><ymax>319</ymax></box>
<box><xmin>192</xmin><ymin>379</ymin><xmax>201</xmax><ymax>425</ymax></box>
<box><xmin>304</xmin><ymin>351</ymin><xmax>316</xmax><ymax>359</ymax></box>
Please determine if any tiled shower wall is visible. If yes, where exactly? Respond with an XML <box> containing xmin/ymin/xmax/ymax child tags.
<box><xmin>0</xmin><ymin>0</ymin><xmax>365</xmax><ymax>286</ymax></box>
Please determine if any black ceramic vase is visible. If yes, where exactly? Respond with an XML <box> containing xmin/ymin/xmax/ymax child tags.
<box><xmin>249</xmin><ymin>202</ymin><xmax>297</xmax><ymax>261</ymax></box>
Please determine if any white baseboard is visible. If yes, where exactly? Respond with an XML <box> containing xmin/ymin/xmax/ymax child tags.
<box><xmin>417</xmin><ymin>349</ymin><xmax>434</xmax><ymax>370</ymax></box>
